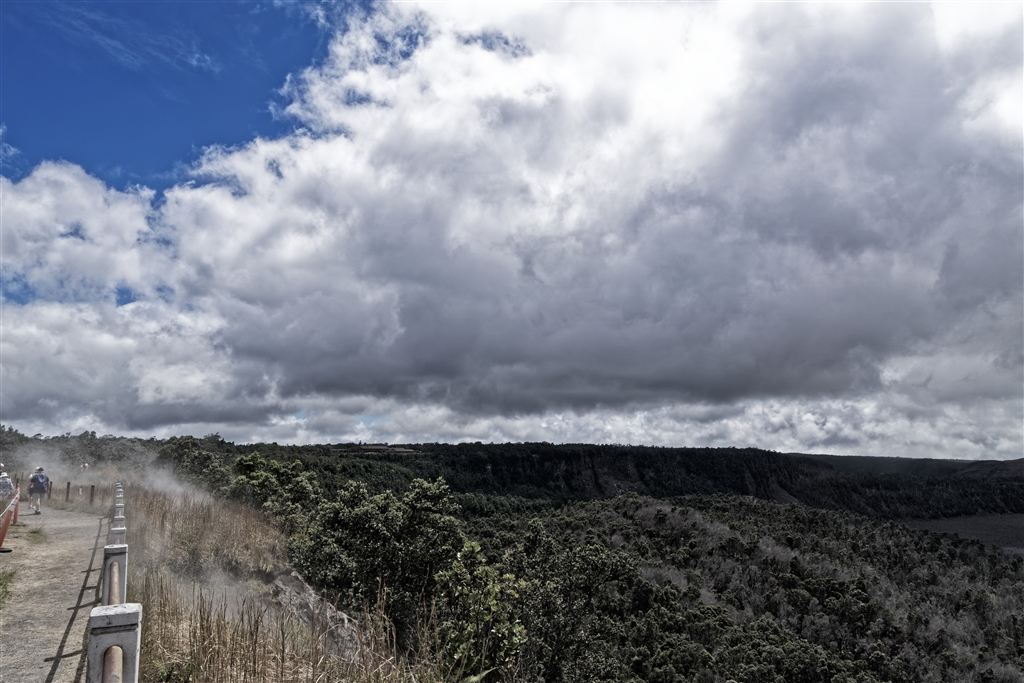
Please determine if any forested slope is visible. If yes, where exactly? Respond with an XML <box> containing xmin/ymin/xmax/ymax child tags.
<box><xmin>463</xmin><ymin>494</ymin><xmax>1024</xmax><ymax>682</ymax></box>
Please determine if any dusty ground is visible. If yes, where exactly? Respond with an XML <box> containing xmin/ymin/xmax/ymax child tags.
<box><xmin>0</xmin><ymin>501</ymin><xmax>108</xmax><ymax>683</ymax></box>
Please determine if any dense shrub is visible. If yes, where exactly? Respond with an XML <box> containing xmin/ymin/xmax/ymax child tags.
<box><xmin>289</xmin><ymin>478</ymin><xmax>465</xmax><ymax>643</ymax></box>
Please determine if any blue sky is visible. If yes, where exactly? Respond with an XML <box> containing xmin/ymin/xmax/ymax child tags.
<box><xmin>1</xmin><ymin>0</ymin><xmax>334</xmax><ymax>188</ymax></box>
<box><xmin>1</xmin><ymin>2</ymin><xmax>1021</xmax><ymax>457</ymax></box>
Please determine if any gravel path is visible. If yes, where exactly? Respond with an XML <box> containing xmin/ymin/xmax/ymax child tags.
<box><xmin>0</xmin><ymin>502</ymin><xmax>108</xmax><ymax>683</ymax></box>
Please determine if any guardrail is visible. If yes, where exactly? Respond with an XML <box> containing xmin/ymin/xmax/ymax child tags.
<box><xmin>87</xmin><ymin>483</ymin><xmax>142</xmax><ymax>683</ymax></box>
<box><xmin>0</xmin><ymin>486</ymin><xmax>21</xmax><ymax>553</ymax></box>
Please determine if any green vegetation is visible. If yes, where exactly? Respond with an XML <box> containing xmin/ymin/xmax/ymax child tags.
<box><xmin>470</xmin><ymin>495</ymin><xmax>1024</xmax><ymax>682</ymax></box>
<box><xmin>0</xmin><ymin>570</ymin><xmax>13</xmax><ymax>607</ymax></box>
<box><xmin>25</xmin><ymin>527</ymin><xmax>46</xmax><ymax>544</ymax></box>
<box><xmin>289</xmin><ymin>477</ymin><xmax>465</xmax><ymax>641</ymax></box>
<box><xmin>169</xmin><ymin>438</ymin><xmax>1024</xmax><ymax>520</ymax></box>
<box><xmin>3</xmin><ymin>426</ymin><xmax>1023</xmax><ymax>682</ymax></box>
<box><xmin>146</xmin><ymin>437</ymin><xmax>1024</xmax><ymax>682</ymax></box>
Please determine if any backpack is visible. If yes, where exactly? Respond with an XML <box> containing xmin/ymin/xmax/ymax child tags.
<box><xmin>30</xmin><ymin>473</ymin><xmax>48</xmax><ymax>491</ymax></box>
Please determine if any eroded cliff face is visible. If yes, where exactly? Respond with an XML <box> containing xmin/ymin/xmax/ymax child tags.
<box><xmin>271</xmin><ymin>569</ymin><xmax>357</xmax><ymax>657</ymax></box>
<box><xmin>410</xmin><ymin>444</ymin><xmax>820</xmax><ymax>501</ymax></box>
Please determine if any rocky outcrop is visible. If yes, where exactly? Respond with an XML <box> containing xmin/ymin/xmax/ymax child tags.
<box><xmin>271</xmin><ymin>569</ymin><xmax>357</xmax><ymax>656</ymax></box>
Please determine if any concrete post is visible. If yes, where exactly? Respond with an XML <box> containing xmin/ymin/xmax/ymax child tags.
<box><xmin>102</xmin><ymin>544</ymin><xmax>128</xmax><ymax>606</ymax></box>
<box><xmin>108</xmin><ymin>526</ymin><xmax>126</xmax><ymax>545</ymax></box>
<box><xmin>87</xmin><ymin>603</ymin><xmax>142</xmax><ymax>683</ymax></box>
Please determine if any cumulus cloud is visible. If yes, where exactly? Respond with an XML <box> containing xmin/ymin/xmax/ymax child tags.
<box><xmin>1</xmin><ymin>2</ymin><xmax>1020</xmax><ymax>458</ymax></box>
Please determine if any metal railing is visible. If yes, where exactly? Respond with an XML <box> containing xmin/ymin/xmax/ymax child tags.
<box><xmin>87</xmin><ymin>483</ymin><xmax>142</xmax><ymax>683</ymax></box>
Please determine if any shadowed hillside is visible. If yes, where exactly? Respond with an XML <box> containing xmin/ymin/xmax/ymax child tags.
<box><xmin>359</xmin><ymin>443</ymin><xmax>1024</xmax><ymax>520</ymax></box>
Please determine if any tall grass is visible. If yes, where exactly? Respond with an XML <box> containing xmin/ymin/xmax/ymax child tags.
<box><xmin>135</xmin><ymin>570</ymin><xmax>449</xmax><ymax>683</ymax></box>
<box><xmin>127</xmin><ymin>488</ymin><xmax>288</xmax><ymax>581</ymax></box>
<box><xmin>117</xmin><ymin>485</ymin><xmax>453</xmax><ymax>682</ymax></box>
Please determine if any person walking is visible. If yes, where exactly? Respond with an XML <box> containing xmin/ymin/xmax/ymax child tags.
<box><xmin>28</xmin><ymin>467</ymin><xmax>48</xmax><ymax>514</ymax></box>
<box><xmin>0</xmin><ymin>471</ymin><xmax>14</xmax><ymax>501</ymax></box>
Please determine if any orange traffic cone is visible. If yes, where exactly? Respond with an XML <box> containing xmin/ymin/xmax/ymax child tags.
<box><xmin>0</xmin><ymin>487</ymin><xmax>18</xmax><ymax>553</ymax></box>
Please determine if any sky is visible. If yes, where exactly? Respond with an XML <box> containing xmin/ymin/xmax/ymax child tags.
<box><xmin>0</xmin><ymin>1</ymin><xmax>1021</xmax><ymax>459</ymax></box>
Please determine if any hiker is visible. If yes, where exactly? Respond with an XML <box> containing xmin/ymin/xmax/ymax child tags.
<box><xmin>28</xmin><ymin>467</ymin><xmax>48</xmax><ymax>514</ymax></box>
<box><xmin>0</xmin><ymin>472</ymin><xmax>13</xmax><ymax>501</ymax></box>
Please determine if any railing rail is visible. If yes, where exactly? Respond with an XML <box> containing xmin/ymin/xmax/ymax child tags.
<box><xmin>103</xmin><ymin>646</ymin><xmax>123</xmax><ymax>683</ymax></box>
<box><xmin>88</xmin><ymin>483</ymin><xmax>142</xmax><ymax>683</ymax></box>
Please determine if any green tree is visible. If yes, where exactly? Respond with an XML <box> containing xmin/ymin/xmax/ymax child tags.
<box><xmin>290</xmin><ymin>478</ymin><xmax>465</xmax><ymax>642</ymax></box>
<box><xmin>157</xmin><ymin>435</ymin><xmax>233</xmax><ymax>491</ymax></box>
<box><xmin>435</xmin><ymin>541</ymin><xmax>527</xmax><ymax>681</ymax></box>
<box><xmin>499</xmin><ymin>520</ymin><xmax>639</xmax><ymax>682</ymax></box>
<box><xmin>226</xmin><ymin>452</ymin><xmax>322</xmax><ymax>532</ymax></box>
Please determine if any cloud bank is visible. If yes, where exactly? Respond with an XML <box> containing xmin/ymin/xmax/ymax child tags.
<box><xmin>2</xmin><ymin>2</ymin><xmax>1021</xmax><ymax>458</ymax></box>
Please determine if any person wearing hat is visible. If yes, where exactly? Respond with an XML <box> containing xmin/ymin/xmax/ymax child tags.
<box><xmin>0</xmin><ymin>471</ymin><xmax>13</xmax><ymax>501</ymax></box>
<box><xmin>28</xmin><ymin>467</ymin><xmax>48</xmax><ymax>514</ymax></box>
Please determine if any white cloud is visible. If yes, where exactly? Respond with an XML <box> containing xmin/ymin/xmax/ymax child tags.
<box><xmin>1</xmin><ymin>2</ymin><xmax>1020</xmax><ymax>458</ymax></box>
<box><xmin>0</xmin><ymin>125</ymin><xmax>18</xmax><ymax>165</ymax></box>
<box><xmin>932</xmin><ymin>1</ymin><xmax>1022</xmax><ymax>52</ymax></box>
<box><xmin>0</xmin><ymin>162</ymin><xmax>164</xmax><ymax>301</ymax></box>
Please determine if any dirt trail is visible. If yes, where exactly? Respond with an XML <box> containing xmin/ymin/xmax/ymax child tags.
<box><xmin>0</xmin><ymin>503</ymin><xmax>108</xmax><ymax>683</ymax></box>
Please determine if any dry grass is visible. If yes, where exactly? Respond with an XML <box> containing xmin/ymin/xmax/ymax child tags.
<box><xmin>134</xmin><ymin>570</ymin><xmax>449</xmax><ymax>683</ymax></box>
<box><xmin>127</xmin><ymin>487</ymin><xmax>289</xmax><ymax>581</ymax></box>
<box><xmin>115</xmin><ymin>485</ymin><xmax>453</xmax><ymax>683</ymax></box>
